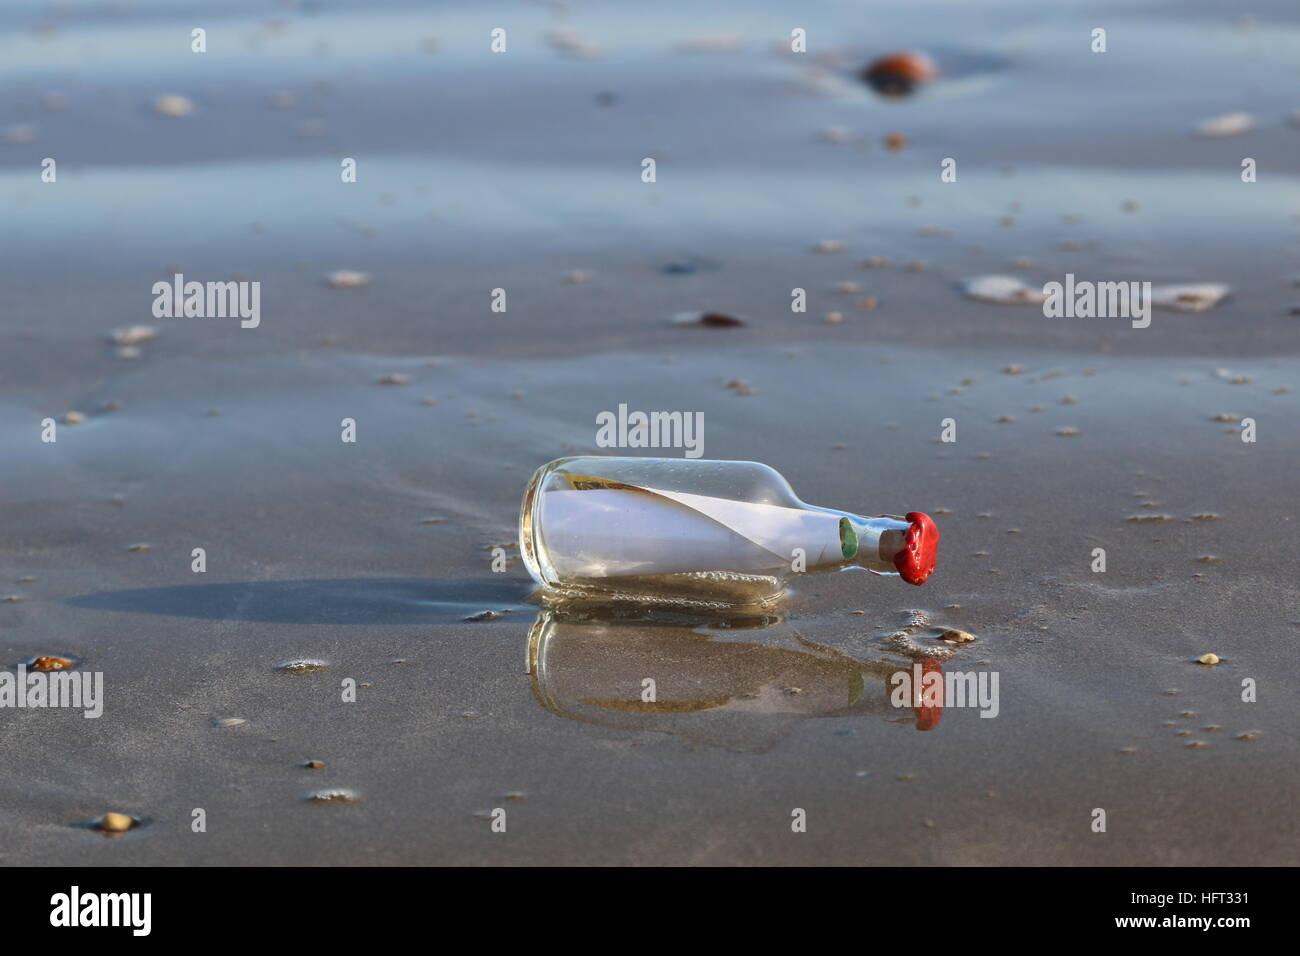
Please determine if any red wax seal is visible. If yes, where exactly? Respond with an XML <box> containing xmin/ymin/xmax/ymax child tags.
<box><xmin>893</xmin><ymin>511</ymin><xmax>939</xmax><ymax>586</ymax></box>
<box><xmin>914</xmin><ymin>658</ymin><xmax>944</xmax><ymax>731</ymax></box>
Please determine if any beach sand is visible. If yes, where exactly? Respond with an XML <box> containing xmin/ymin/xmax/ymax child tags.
<box><xmin>1</xmin><ymin>0</ymin><xmax>1297</xmax><ymax>865</ymax></box>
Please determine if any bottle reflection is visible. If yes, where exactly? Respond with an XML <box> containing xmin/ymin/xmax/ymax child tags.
<box><xmin>526</xmin><ymin>605</ymin><xmax>945</xmax><ymax>752</ymax></box>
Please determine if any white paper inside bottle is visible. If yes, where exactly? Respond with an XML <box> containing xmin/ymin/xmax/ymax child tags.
<box><xmin>540</xmin><ymin>487</ymin><xmax>873</xmax><ymax>578</ymax></box>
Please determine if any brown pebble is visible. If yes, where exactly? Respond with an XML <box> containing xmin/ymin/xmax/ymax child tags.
<box><xmin>302</xmin><ymin>760</ymin><xmax>325</xmax><ymax>770</ymax></box>
<box><xmin>30</xmin><ymin>656</ymin><xmax>74</xmax><ymax>671</ymax></box>
<box><xmin>883</xmin><ymin>131</ymin><xmax>907</xmax><ymax>151</ymax></box>
<box><xmin>378</xmin><ymin>373</ymin><xmax>410</xmax><ymax>386</ymax></box>
<box><xmin>1196</xmin><ymin>653</ymin><xmax>1221</xmax><ymax>665</ymax></box>
<box><xmin>698</xmin><ymin>312</ymin><xmax>744</xmax><ymax>327</ymax></box>
<box><xmin>862</xmin><ymin>51</ymin><xmax>937</xmax><ymax>96</ymax></box>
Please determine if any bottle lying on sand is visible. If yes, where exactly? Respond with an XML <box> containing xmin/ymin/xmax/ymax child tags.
<box><xmin>519</xmin><ymin>457</ymin><xmax>939</xmax><ymax>607</ymax></box>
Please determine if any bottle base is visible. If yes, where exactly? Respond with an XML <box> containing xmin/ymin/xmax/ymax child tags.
<box><xmin>533</xmin><ymin>570</ymin><xmax>787</xmax><ymax>612</ymax></box>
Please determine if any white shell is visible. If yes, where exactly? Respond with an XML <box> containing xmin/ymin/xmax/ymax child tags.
<box><xmin>1151</xmin><ymin>283</ymin><xmax>1230</xmax><ymax>312</ymax></box>
<box><xmin>961</xmin><ymin>275</ymin><xmax>1047</xmax><ymax>305</ymax></box>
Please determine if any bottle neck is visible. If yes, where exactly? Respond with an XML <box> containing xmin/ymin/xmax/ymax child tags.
<box><xmin>809</xmin><ymin>510</ymin><xmax>911</xmax><ymax>576</ymax></box>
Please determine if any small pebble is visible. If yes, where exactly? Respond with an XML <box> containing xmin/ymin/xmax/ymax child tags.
<box><xmin>95</xmin><ymin>812</ymin><xmax>137</xmax><ymax>833</ymax></box>
<box><xmin>109</xmin><ymin>325</ymin><xmax>158</xmax><ymax>346</ymax></box>
<box><xmin>883</xmin><ymin>131</ymin><xmax>907</xmax><ymax>151</ymax></box>
<box><xmin>1194</xmin><ymin>111</ymin><xmax>1253</xmax><ymax>138</ymax></box>
<box><xmin>862</xmin><ymin>51</ymin><xmax>937</xmax><ymax>97</ymax></box>
<box><xmin>325</xmin><ymin>270</ymin><xmax>370</xmax><ymax>288</ymax></box>
<box><xmin>154</xmin><ymin>94</ymin><xmax>195</xmax><ymax>117</ymax></box>
<box><xmin>1196</xmin><ymin>653</ymin><xmax>1221</xmax><ymax>665</ymax></box>
<box><xmin>2</xmin><ymin>123</ymin><xmax>37</xmax><ymax>145</ymax></box>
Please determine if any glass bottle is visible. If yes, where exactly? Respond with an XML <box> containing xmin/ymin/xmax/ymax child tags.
<box><xmin>519</xmin><ymin>457</ymin><xmax>938</xmax><ymax>608</ymax></box>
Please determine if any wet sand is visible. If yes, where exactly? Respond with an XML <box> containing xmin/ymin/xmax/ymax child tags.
<box><xmin>2</xmin><ymin>0</ymin><xmax>1298</xmax><ymax>865</ymax></box>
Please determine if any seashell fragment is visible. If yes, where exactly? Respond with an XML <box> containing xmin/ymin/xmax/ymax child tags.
<box><xmin>962</xmin><ymin>275</ymin><xmax>1047</xmax><ymax>305</ymax></box>
<box><xmin>306</xmin><ymin>789</ymin><xmax>358</xmax><ymax>804</ymax></box>
<box><xmin>1151</xmin><ymin>283</ymin><xmax>1229</xmax><ymax>312</ymax></box>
